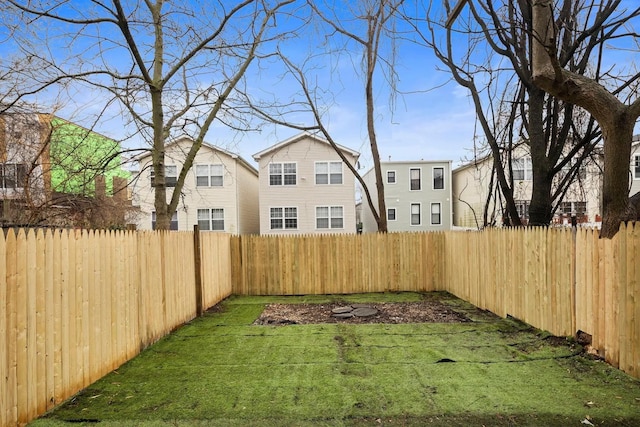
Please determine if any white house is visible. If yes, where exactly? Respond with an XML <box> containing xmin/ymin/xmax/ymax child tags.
<box><xmin>360</xmin><ymin>160</ymin><xmax>453</xmax><ymax>232</ymax></box>
<box><xmin>132</xmin><ymin>137</ymin><xmax>259</xmax><ymax>233</ymax></box>
<box><xmin>452</xmin><ymin>146</ymin><xmax>602</xmax><ymax>228</ymax></box>
<box><xmin>252</xmin><ymin>132</ymin><xmax>360</xmax><ymax>235</ymax></box>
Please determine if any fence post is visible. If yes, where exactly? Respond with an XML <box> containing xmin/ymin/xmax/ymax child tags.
<box><xmin>571</xmin><ymin>216</ymin><xmax>577</xmax><ymax>337</ymax></box>
<box><xmin>193</xmin><ymin>225</ymin><xmax>203</xmax><ymax>316</ymax></box>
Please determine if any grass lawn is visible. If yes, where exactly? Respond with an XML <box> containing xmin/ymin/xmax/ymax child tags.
<box><xmin>30</xmin><ymin>292</ymin><xmax>640</xmax><ymax>426</ymax></box>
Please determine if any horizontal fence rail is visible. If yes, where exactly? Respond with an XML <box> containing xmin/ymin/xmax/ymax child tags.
<box><xmin>2</xmin><ymin>225</ymin><xmax>639</xmax><ymax>426</ymax></box>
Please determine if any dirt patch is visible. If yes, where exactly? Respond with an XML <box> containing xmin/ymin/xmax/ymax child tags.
<box><xmin>254</xmin><ymin>300</ymin><xmax>471</xmax><ymax>325</ymax></box>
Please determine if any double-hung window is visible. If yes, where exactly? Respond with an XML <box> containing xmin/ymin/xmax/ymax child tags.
<box><xmin>387</xmin><ymin>208</ymin><xmax>396</xmax><ymax>221</ymax></box>
<box><xmin>269</xmin><ymin>163</ymin><xmax>297</xmax><ymax>186</ymax></box>
<box><xmin>197</xmin><ymin>208</ymin><xmax>224</xmax><ymax>231</ymax></box>
<box><xmin>410</xmin><ymin>203</ymin><xmax>421</xmax><ymax>225</ymax></box>
<box><xmin>270</xmin><ymin>207</ymin><xmax>298</xmax><ymax>230</ymax></box>
<box><xmin>0</xmin><ymin>163</ymin><xmax>27</xmax><ymax>189</ymax></box>
<box><xmin>151</xmin><ymin>211</ymin><xmax>178</xmax><ymax>230</ymax></box>
<box><xmin>433</xmin><ymin>167</ymin><xmax>444</xmax><ymax>190</ymax></box>
<box><xmin>387</xmin><ymin>170</ymin><xmax>396</xmax><ymax>184</ymax></box>
<box><xmin>315</xmin><ymin>161</ymin><xmax>343</xmax><ymax>184</ymax></box>
<box><xmin>316</xmin><ymin>206</ymin><xmax>344</xmax><ymax>229</ymax></box>
<box><xmin>431</xmin><ymin>203</ymin><xmax>442</xmax><ymax>225</ymax></box>
<box><xmin>196</xmin><ymin>164</ymin><xmax>223</xmax><ymax>187</ymax></box>
<box><xmin>150</xmin><ymin>165</ymin><xmax>177</xmax><ymax>187</ymax></box>
<box><xmin>410</xmin><ymin>168</ymin><xmax>421</xmax><ymax>190</ymax></box>
<box><xmin>635</xmin><ymin>155</ymin><xmax>640</xmax><ymax>179</ymax></box>
<box><xmin>513</xmin><ymin>158</ymin><xmax>532</xmax><ymax>181</ymax></box>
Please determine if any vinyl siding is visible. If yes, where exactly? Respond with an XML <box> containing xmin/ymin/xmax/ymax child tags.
<box><xmin>256</xmin><ymin>136</ymin><xmax>358</xmax><ymax>235</ymax></box>
<box><xmin>133</xmin><ymin>138</ymin><xmax>258</xmax><ymax>233</ymax></box>
<box><xmin>361</xmin><ymin>161</ymin><xmax>452</xmax><ymax>232</ymax></box>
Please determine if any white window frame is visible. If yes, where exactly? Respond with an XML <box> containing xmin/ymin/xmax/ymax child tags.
<box><xmin>197</xmin><ymin>208</ymin><xmax>225</xmax><ymax>231</ymax></box>
<box><xmin>410</xmin><ymin>203</ymin><xmax>421</xmax><ymax>226</ymax></box>
<box><xmin>634</xmin><ymin>155</ymin><xmax>640</xmax><ymax>179</ymax></box>
<box><xmin>513</xmin><ymin>158</ymin><xmax>532</xmax><ymax>181</ymax></box>
<box><xmin>315</xmin><ymin>161</ymin><xmax>343</xmax><ymax>185</ymax></box>
<box><xmin>269</xmin><ymin>162</ymin><xmax>297</xmax><ymax>186</ymax></box>
<box><xmin>410</xmin><ymin>168</ymin><xmax>421</xmax><ymax>191</ymax></box>
<box><xmin>433</xmin><ymin>167</ymin><xmax>445</xmax><ymax>190</ymax></box>
<box><xmin>195</xmin><ymin>164</ymin><xmax>224</xmax><ymax>187</ymax></box>
<box><xmin>430</xmin><ymin>203</ymin><xmax>442</xmax><ymax>225</ymax></box>
<box><xmin>270</xmin><ymin>206</ymin><xmax>298</xmax><ymax>230</ymax></box>
<box><xmin>151</xmin><ymin>211</ymin><xmax>178</xmax><ymax>230</ymax></box>
<box><xmin>387</xmin><ymin>207</ymin><xmax>397</xmax><ymax>221</ymax></box>
<box><xmin>150</xmin><ymin>164</ymin><xmax>178</xmax><ymax>187</ymax></box>
<box><xmin>316</xmin><ymin>205</ymin><xmax>344</xmax><ymax>229</ymax></box>
<box><xmin>386</xmin><ymin>170</ymin><xmax>396</xmax><ymax>184</ymax></box>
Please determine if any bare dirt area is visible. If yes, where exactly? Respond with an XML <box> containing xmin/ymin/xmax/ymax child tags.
<box><xmin>253</xmin><ymin>300</ymin><xmax>472</xmax><ymax>325</ymax></box>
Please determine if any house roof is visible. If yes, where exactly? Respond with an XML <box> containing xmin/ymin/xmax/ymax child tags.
<box><xmin>135</xmin><ymin>136</ymin><xmax>258</xmax><ymax>176</ymax></box>
<box><xmin>252</xmin><ymin>131</ymin><xmax>360</xmax><ymax>161</ymax></box>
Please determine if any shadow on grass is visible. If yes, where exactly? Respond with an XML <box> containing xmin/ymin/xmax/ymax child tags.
<box><xmin>30</xmin><ymin>292</ymin><xmax>640</xmax><ymax>427</ymax></box>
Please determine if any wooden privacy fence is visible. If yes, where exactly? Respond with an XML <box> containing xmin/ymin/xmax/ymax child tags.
<box><xmin>1</xmin><ymin>229</ymin><xmax>233</xmax><ymax>427</ymax></box>
<box><xmin>2</xmin><ymin>225</ymin><xmax>640</xmax><ymax>426</ymax></box>
<box><xmin>230</xmin><ymin>226</ymin><xmax>639</xmax><ymax>380</ymax></box>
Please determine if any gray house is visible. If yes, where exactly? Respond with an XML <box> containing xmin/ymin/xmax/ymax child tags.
<box><xmin>361</xmin><ymin>160</ymin><xmax>452</xmax><ymax>232</ymax></box>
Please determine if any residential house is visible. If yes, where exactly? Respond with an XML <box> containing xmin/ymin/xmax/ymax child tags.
<box><xmin>252</xmin><ymin>132</ymin><xmax>360</xmax><ymax>235</ymax></box>
<box><xmin>0</xmin><ymin>112</ymin><xmax>131</xmax><ymax>227</ymax></box>
<box><xmin>132</xmin><ymin>136</ymin><xmax>259</xmax><ymax>233</ymax></box>
<box><xmin>452</xmin><ymin>145</ymin><xmax>602</xmax><ymax>228</ymax></box>
<box><xmin>360</xmin><ymin>161</ymin><xmax>453</xmax><ymax>232</ymax></box>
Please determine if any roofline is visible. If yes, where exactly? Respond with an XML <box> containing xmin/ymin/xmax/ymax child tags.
<box><xmin>134</xmin><ymin>136</ymin><xmax>258</xmax><ymax>176</ymax></box>
<box><xmin>252</xmin><ymin>131</ymin><xmax>360</xmax><ymax>160</ymax></box>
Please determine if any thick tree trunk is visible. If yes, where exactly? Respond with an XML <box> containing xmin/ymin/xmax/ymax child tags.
<box><xmin>528</xmin><ymin>87</ymin><xmax>554</xmax><ymax>226</ymax></box>
<box><xmin>531</xmin><ymin>0</ymin><xmax>637</xmax><ymax>238</ymax></box>
<box><xmin>600</xmin><ymin>115</ymin><xmax>634</xmax><ymax>238</ymax></box>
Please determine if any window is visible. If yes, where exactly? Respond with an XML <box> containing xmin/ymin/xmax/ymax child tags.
<box><xmin>0</xmin><ymin>163</ymin><xmax>27</xmax><ymax>189</ymax></box>
<box><xmin>316</xmin><ymin>206</ymin><xmax>344</xmax><ymax>229</ymax></box>
<box><xmin>635</xmin><ymin>155</ymin><xmax>640</xmax><ymax>179</ymax></box>
<box><xmin>410</xmin><ymin>168</ymin><xmax>421</xmax><ymax>190</ymax></box>
<box><xmin>150</xmin><ymin>165</ymin><xmax>177</xmax><ymax>187</ymax></box>
<box><xmin>515</xmin><ymin>200</ymin><xmax>530</xmax><ymax>219</ymax></box>
<box><xmin>197</xmin><ymin>208</ymin><xmax>224</xmax><ymax>231</ymax></box>
<box><xmin>433</xmin><ymin>167</ymin><xmax>444</xmax><ymax>190</ymax></box>
<box><xmin>196</xmin><ymin>164</ymin><xmax>223</xmax><ymax>187</ymax></box>
<box><xmin>387</xmin><ymin>208</ymin><xmax>396</xmax><ymax>221</ymax></box>
<box><xmin>315</xmin><ymin>161</ymin><xmax>343</xmax><ymax>185</ymax></box>
<box><xmin>410</xmin><ymin>203</ymin><xmax>421</xmax><ymax>226</ymax></box>
<box><xmin>431</xmin><ymin>203</ymin><xmax>442</xmax><ymax>225</ymax></box>
<box><xmin>387</xmin><ymin>170</ymin><xmax>396</xmax><ymax>184</ymax></box>
<box><xmin>270</xmin><ymin>207</ymin><xmax>297</xmax><ymax>230</ymax></box>
<box><xmin>269</xmin><ymin>162</ymin><xmax>296</xmax><ymax>186</ymax></box>
<box><xmin>152</xmin><ymin>211</ymin><xmax>178</xmax><ymax>230</ymax></box>
<box><xmin>513</xmin><ymin>158</ymin><xmax>532</xmax><ymax>181</ymax></box>
<box><xmin>559</xmin><ymin>201</ymin><xmax>587</xmax><ymax>216</ymax></box>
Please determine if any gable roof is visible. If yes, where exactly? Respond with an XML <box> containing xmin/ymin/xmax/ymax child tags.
<box><xmin>135</xmin><ymin>136</ymin><xmax>258</xmax><ymax>176</ymax></box>
<box><xmin>252</xmin><ymin>131</ymin><xmax>360</xmax><ymax>161</ymax></box>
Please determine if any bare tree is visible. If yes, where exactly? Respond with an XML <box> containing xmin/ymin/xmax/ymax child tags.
<box><xmin>531</xmin><ymin>0</ymin><xmax>640</xmax><ymax>238</ymax></box>
<box><xmin>254</xmin><ymin>0</ymin><xmax>404</xmax><ymax>233</ymax></box>
<box><xmin>5</xmin><ymin>0</ymin><xmax>297</xmax><ymax>229</ymax></box>
<box><xmin>407</xmin><ymin>1</ymin><xmax>621</xmax><ymax>228</ymax></box>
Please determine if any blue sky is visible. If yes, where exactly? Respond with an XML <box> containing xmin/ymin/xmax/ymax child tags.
<box><xmin>2</xmin><ymin>1</ymin><xmax>637</xmax><ymax>173</ymax></box>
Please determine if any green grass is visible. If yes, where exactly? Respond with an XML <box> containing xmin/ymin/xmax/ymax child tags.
<box><xmin>30</xmin><ymin>292</ymin><xmax>640</xmax><ymax>426</ymax></box>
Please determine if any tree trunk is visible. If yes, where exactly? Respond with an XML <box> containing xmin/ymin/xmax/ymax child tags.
<box><xmin>600</xmin><ymin>115</ymin><xmax>634</xmax><ymax>238</ymax></box>
<box><xmin>528</xmin><ymin>87</ymin><xmax>553</xmax><ymax>226</ymax></box>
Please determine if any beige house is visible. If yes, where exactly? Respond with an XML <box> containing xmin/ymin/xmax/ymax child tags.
<box><xmin>360</xmin><ymin>161</ymin><xmax>453</xmax><ymax>232</ymax></box>
<box><xmin>453</xmin><ymin>146</ymin><xmax>602</xmax><ymax>228</ymax></box>
<box><xmin>253</xmin><ymin>132</ymin><xmax>360</xmax><ymax>235</ymax></box>
<box><xmin>132</xmin><ymin>137</ymin><xmax>259</xmax><ymax>233</ymax></box>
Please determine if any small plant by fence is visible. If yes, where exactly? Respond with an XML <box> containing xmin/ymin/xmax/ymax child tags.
<box><xmin>1</xmin><ymin>225</ymin><xmax>639</xmax><ymax>426</ymax></box>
